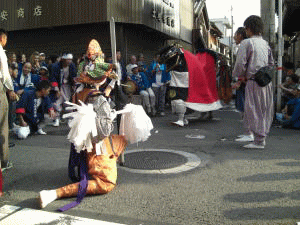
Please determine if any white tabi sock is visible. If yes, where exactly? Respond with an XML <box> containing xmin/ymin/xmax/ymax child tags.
<box><xmin>39</xmin><ymin>190</ymin><xmax>57</xmax><ymax>208</ymax></box>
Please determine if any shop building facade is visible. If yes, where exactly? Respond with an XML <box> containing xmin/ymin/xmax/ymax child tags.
<box><xmin>0</xmin><ymin>0</ymin><xmax>198</xmax><ymax>64</ymax></box>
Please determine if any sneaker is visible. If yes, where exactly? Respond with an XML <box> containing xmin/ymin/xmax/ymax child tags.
<box><xmin>37</xmin><ymin>129</ymin><xmax>47</xmax><ymax>135</ymax></box>
<box><xmin>243</xmin><ymin>143</ymin><xmax>265</xmax><ymax>149</ymax></box>
<box><xmin>52</xmin><ymin>118</ymin><xmax>60</xmax><ymax>127</ymax></box>
<box><xmin>235</xmin><ymin>134</ymin><xmax>254</xmax><ymax>142</ymax></box>
<box><xmin>237</xmin><ymin>134</ymin><xmax>253</xmax><ymax>138</ymax></box>
<box><xmin>171</xmin><ymin>120</ymin><xmax>185</xmax><ymax>127</ymax></box>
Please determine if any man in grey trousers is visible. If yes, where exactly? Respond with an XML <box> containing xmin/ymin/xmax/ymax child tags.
<box><xmin>0</xmin><ymin>28</ymin><xmax>18</xmax><ymax>170</ymax></box>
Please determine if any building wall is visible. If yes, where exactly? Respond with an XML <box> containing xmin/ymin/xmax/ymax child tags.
<box><xmin>7</xmin><ymin>23</ymin><xmax>110</xmax><ymax>59</ymax></box>
<box><xmin>2</xmin><ymin>0</ymin><xmax>193</xmax><ymax>62</ymax></box>
<box><xmin>179</xmin><ymin>0</ymin><xmax>193</xmax><ymax>44</ymax></box>
<box><xmin>0</xmin><ymin>0</ymin><xmax>108</xmax><ymax>31</ymax></box>
<box><xmin>6</xmin><ymin>22</ymin><xmax>170</xmax><ymax>66</ymax></box>
<box><xmin>121</xmin><ymin>24</ymin><xmax>169</xmax><ymax>64</ymax></box>
<box><xmin>0</xmin><ymin>0</ymin><xmax>182</xmax><ymax>41</ymax></box>
<box><xmin>107</xmin><ymin>0</ymin><xmax>143</xmax><ymax>24</ymax></box>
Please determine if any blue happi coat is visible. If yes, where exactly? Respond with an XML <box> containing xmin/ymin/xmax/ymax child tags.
<box><xmin>16</xmin><ymin>90</ymin><xmax>53</xmax><ymax>125</ymax></box>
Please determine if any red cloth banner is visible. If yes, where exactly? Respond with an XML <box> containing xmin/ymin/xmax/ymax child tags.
<box><xmin>183</xmin><ymin>49</ymin><xmax>221</xmax><ymax>111</ymax></box>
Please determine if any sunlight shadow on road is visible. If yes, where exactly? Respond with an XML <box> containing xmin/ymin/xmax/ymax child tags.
<box><xmin>223</xmin><ymin>191</ymin><xmax>285</xmax><ymax>203</ymax></box>
<box><xmin>224</xmin><ymin>206</ymin><xmax>300</xmax><ymax>220</ymax></box>
<box><xmin>237</xmin><ymin>171</ymin><xmax>300</xmax><ymax>182</ymax></box>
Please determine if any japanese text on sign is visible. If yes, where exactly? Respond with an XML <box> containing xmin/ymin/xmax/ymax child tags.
<box><xmin>0</xmin><ymin>5</ymin><xmax>43</xmax><ymax>22</ymax></box>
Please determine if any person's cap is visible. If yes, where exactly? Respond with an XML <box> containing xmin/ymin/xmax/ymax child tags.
<box><xmin>62</xmin><ymin>53</ymin><xmax>73</xmax><ymax>60</ymax></box>
<box><xmin>131</xmin><ymin>64</ymin><xmax>138</xmax><ymax>71</ymax></box>
<box><xmin>40</xmin><ymin>53</ymin><xmax>46</xmax><ymax>56</ymax></box>
<box><xmin>40</xmin><ymin>66</ymin><xmax>48</xmax><ymax>71</ymax></box>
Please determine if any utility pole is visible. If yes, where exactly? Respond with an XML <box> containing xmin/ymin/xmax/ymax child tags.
<box><xmin>230</xmin><ymin>5</ymin><xmax>234</xmax><ymax>70</ymax></box>
<box><xmin>277</xmin><ymin>0</ymin><xmax>283</xmax><ymax>112</ymax></box>
<box><xmin>261</xmin><ymin>0</ymin><xmax>276</xmax><ymax>48</ymax></box>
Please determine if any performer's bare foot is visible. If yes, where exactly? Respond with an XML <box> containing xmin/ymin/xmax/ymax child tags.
<box><xmin>39</xmin><ymin>190</ymin><xmax>57</xmax><ymax>209</ymax></box>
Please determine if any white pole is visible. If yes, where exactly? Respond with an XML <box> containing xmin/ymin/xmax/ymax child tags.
<box><xmin>110</xmin><ymin>17</ymin><xmax>125</xmax><ymax>165</ymax></box>
<box><xmin>231</xmin><ymin>6</ymin><xmax>234</xmax><ymax>69</ymax></box>
<box><xmin>276</xmin><ymin>0</ymin><xmax>283</xmax><ymax>112</ymax></box>
<box><xmin>110</xmin><ymin>17</ymin><xmax>117</xmax><ymax>65</ymax></box>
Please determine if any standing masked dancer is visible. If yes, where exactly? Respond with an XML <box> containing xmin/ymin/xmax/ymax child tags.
<box><xmin>159</xmin><ymin>46</ymin><xmax>222</xmax><ymax>127</ymax></box>
<box><xmin>38</xmin><ymin>39</ymin><xmax>153</xmax><ymax>211</ymax></box>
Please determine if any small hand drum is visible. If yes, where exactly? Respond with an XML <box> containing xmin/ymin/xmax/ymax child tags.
<box><xmin>123</xmin><ymin>80</ymin><xmax>137</xmax><ymax>95</ymax></box>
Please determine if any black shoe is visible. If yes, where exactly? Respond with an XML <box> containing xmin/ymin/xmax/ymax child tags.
<box><xmin>9</xmin><ymin>143</ymin><xmax>15</xmax><ymax>148</ymax></box>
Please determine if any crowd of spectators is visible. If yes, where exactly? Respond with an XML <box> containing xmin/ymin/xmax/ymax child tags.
<box><xmin>6</xmin><ymin>50</ymin><xmax>171</xmax><ymax>139</ymax></box>
<box><xmin>275</xmin><ymin>62</ymin><xmax>300</xmax><ymax>129</ymax></box>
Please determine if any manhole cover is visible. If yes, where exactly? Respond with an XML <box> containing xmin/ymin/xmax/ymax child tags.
<box><xmin>124</xmin><ymin>151</ymin><xmax>187</xmax><ymax>170</ymax></box>
<box><xmin>120</xmin><ymin>149</ymin><xmax>201</xmax><ymax>174</ymax></box>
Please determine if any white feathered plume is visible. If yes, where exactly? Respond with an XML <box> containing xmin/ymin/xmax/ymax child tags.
<box><xmin>63</xmin><ymin>101</ymin><xmax>154</xmax><ymax>152</ymax></box>
<box><xmin>63</xmin><ymin>101</ymin><xmax>97</xmax><ymax>153</ymax></box>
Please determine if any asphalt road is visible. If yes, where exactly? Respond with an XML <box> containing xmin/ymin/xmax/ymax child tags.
<box><xmin>1</xmin><ymin>105</ymin><xmax>300</xmax><ymax>225</ymax></box>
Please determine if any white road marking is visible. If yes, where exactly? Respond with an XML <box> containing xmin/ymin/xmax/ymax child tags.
<box><xmin>185</xmin><ymin>134</ymin><xmax>205</xmax><ymax>139</ymax></box>
<box><xmin>0</xmin><ymin>205</ymin><xmax>125</xmax><ymax>225</ymax></box>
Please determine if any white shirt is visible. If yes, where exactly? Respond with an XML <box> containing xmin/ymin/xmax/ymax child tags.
<box><xmin>126</xmin><ymin>63</ymin><xmax>135</xmax><ymax>76</ymax></box>
<box><xmin>19</xmin><ymin>72</ymin><xmax>35</xmax><ymax>89</ymax></box>
<box><xmin>0</xmin><ymin>45</ymin><xmax>13</xmax><ymax>91</ymax></box>
<box><xmin>61</xmin><ymin>66</ymin><xmax>70</xmax><ymax>84</ymax></box>
<box><xmin>152</xmin><ymin>71</ymin><xmax>163</xmax><ymax>87</ymax></box>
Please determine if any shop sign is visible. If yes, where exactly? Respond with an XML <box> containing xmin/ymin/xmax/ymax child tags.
<box><xmin>0</xmin><ymin>10</ymin><xmax>8</xmax><ymax>21</ymax></box>
<box><xmin>33</xmin><ymin>5</ymin><xmax>42</xmax><ymax>17</ymax></box>
<box><xmin>0</xmin><ymin>5</ymin><xmax>42</xmax><ymax>22</ymax></box>
<box><xmin>17</xmin><ymin>8</ymin><xmax>25</xmax><ymax>18</ymax></box>
<box><xmin>152</xmin><ymin>0</ymin><xmax>177</xmax><ymax>28</ymax></box>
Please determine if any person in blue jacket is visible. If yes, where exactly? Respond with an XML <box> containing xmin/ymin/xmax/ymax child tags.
<box><xmin>130</xmin><ymin>64</ymin><xmax>156</xmax><ymax>115</ymax></box>
<box><xmin>16</xmin><ymin>80</ymin><xmax>56</xmax><ymax>137</ymax></box>
<box><xmin>50</xmin><ymin>53</ymin><xmax>77</xmax><ymax>126</ymax></box>
<box><xmin>147</xmin><ymin>54</ymin><xmax>170</xmax><ymax>116</ymax></box>
<box><xmin>276</xmin><ymin>97</ymin><xmax>300</xmax><ymax>129</ymax></box>
<box><xmin>15</xmin><ymin>62</ymin><xmax>40</xmax><ymax>96</ymax></box>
